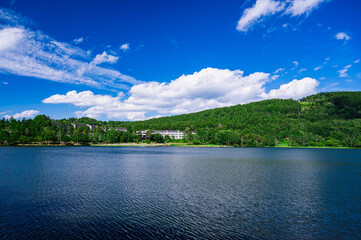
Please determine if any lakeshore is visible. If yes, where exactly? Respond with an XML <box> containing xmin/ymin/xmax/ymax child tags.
<box><xmin>2</xmin><ymin>142</ymin><xmax>359</xmax><ymax>149</ymax></box>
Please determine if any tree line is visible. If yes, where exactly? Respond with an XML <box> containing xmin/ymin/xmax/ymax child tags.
<box><xmin>1</xmin><ymin>91</ymin><xmax>361</xmax><ymax>147</ymax></box>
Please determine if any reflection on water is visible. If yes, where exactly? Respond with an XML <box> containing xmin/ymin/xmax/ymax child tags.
<box><xmin>0</xmin><ymin>147</ymin><xmax>360</xmax><ymax>239</ymax></box>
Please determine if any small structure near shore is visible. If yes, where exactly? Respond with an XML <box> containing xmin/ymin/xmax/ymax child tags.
<box><xmin>71</xmin><ymin>123</ymin><xmax>127</xmax><ymax>132</ymax></box>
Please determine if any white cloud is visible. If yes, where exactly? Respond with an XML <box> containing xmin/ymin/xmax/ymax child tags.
<box><xmin>72</xmin><ymin>37</ymin><xmax>83</xmax><ymax>44</ymax></box>
<box><xmin>299</xmin><ymin>68</ymin><xmax>307</xmax><ymax>73</ymax></box>
<box><xmin>286</xmin><ymin>0</ymin><xmax>326</xmax><ymax>16</ymax></box>
<box><xmin>335</xmin><ymin>32</ymin><xmax>350</xmax><ymax>41</ymax></box>
<box><xmin>355</xmin><ymin>59</ymin><xmax>360</xmax><ymax>63</ymax></box>
<box><xmin>236</xmin><ymin>0</ymin><xmax>328</xmax><ymax>32</ymax></box>
<box><xmin>274</xmin><ymin>67</ymin><xmax>285</xmax><ymax>74</ymax></box>
<box><xmin>338</xmin><ymin>69</ymin><xmax>347</xmax><ymax>77</ymax></box>
<box><xmin>267</xmin><ymin>77</ymin><xmax>319</xmax><ymax>99</ymax></box>
<box><xmin>0</xmin><ymin>27</ymin><xmax>24</xmax><ymax>52</ymax></box>
<box><xmin>293</xmin><ymin>61</ymin><xmax>299</xmax><ymax>67</ymax></box>
<box><xmin>4</xmin><ymin>110</ymin><xmax>40</xmax><ymax>119</ymax></box>
<box><xmin>92</xmin><ymin>51</ymin><xmax>118</xmax><ymax>65</ymax></box>
<box><xmin>0</xmin><ymin>8</ymin><xmax>30</xmax><ymax>26</ymax></box>
<box><xmin>237</xmin><ymin>0</ymin><xmax>285</xmax><ymax>32</ymax></box>
<box><xmin>2</xmin><ymin>81</ymin><xmax>8</xmax><ymax>85</ymax></box>
<box><xmin>271</xmin><ymin>74</ymin><xmax>279</xmax><ymax>80</ymax></box>
<box><xmin>0</xmin><ymin>9</ymin><xmax>138</xmax><ymax>90</ymax></box>
<box><xmin>43</xmin><ymin>90</ymin><xmax>121</xmax><ymax>107</ymax></box>
<box><xmin>43</xmin><ymin>67</ymin><xmax>319</xmax><ymax>120</ymax></box>
<box><xmin>338</xmin><ymin>64</ymin><xmax>352</xmax><ymax>78</ymax></box>
<box><xmin>314</xmin><ymin>66</ymin><xmax>322</xmax><ymax>71</ymax></box>
<box><xmin>120</xmin><ymin>43</ymin><xmax>130</xmax><ymax>51</ymax></box>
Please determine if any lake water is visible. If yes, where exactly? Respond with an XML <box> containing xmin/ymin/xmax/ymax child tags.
<box><xmin>0</xmin><ymin>147</ymin><xmax>360</xmax><ymax>239</ymax></box>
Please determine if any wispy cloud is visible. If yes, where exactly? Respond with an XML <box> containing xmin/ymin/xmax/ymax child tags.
<box><xmin>291</xmin><ymin>60</ymin><xmax>299</xmax><ymax>70</ymax></box>
<box><xmin>314</xmin><ymin>66</ymin><xmax>322</xmax><ymax>71</ymax></box>
<box><xmin>237</xmin><ymin>0</ymin><xmax>285</xmax><ymax>32</ymax></box>
<box><xmin>92</xmin><ymin>51</ymin><xmax>118</xmax><ymax>65</ymax></box>
<box><xmin>286</xmin><ymin>0</ymin><xmax>326</xmax><ymax>16</ymax></box>
<box><xmin>4</xmin><ymin>109</ymin><xmax>40</xmax><ymax>119</ymax></box>
<box><xmin>0</xmin><ymin>8</ymin><xmax>139</xmax><ymax>90</ymax></box>
<box><xmin>72</xmin><ymin>37</ymin><xmax>83</xmax><ymax>44</ymax></box>
<box><xmin>0</xmin><ymin>111</ymin><xmax>8</xmax><ymax>115</ymax></box>
<box><xmin>338</xmin><ymin>64</ymin><xmax>352</xmax><ymax>78</ymax></box>
<box><xmin>274</xmin><ymin>67</ymin><xmax>285</xmax><ymax>74</ymax></box>
<box><xmin>299</xmin><ymin>68</ymin><xmax>307</xmax><ymax>73</ymax></box>
<box><xmin>237</xmin><ymin>0</ymin><xmax>328</xmax><ymax>32</ymax></box>
<box><xmin>120</xmin><ymin>43</ymin><xmax>130</xmax><ymax>51</ymax></box>
<box><xmin>335</xmin><ymin>32</ymin><xmax>351</xmax><ymax>41</ymax></box>
<box><xmin>43</xmin><ymin>67</ymin><xmax>319</xmax><ymax>120</ymax></box>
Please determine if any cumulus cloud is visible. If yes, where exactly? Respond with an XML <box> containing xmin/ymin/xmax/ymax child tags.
<box><xmin>43</xmin><ymin>67</ymin><xmax>319</xmax><ymax>120</ymax></box>
<box><xmin>335</xmin><ymin>32</ymin><xmax>350</xmax><ymax>41</ymax></box>
<box><xmin>43</xmin><ymin>90</ymin><xmax>121</xmax><ymax>107</ymax></box>
<box><xmin>237</xmin><ymin>0</ymin><xmax>327</xmax><ymax>32</ymax></box>
<box><xmin>0</xmin><ymin>8</ymin><xmax>138</xmax><ymax>90</ymax></box>
<box><xmin>92</xmin><ymin>51</ymin><xmax>118</xmax><ymax>65</ymax></box>
<box><xmin>267</xmin><ymin>77</ymin><xmax>318</xmax><ymax>99</ymax></box>
<box><xmin>4</xmin><ymin>110</ymin><xmax>40</xmax><ymax>119</ymax></box>
<box><xmin>286</xmin><ymin>0</ymin><xmax>326</xmax><ymax>16</ymax></box>
<box><xmin>120</xmin><ymin>43</ymin><xmax>130</xmax><ymax>51</ymax></box>
<box><xmin>237</xmin><ymin>0</ymin><xmax>285</xmax><ymax>32</ymax></box>
<box><xmin>338</xmin><ymin>64</ymin><xmax>351</xmax><ymax>78</ymax></box>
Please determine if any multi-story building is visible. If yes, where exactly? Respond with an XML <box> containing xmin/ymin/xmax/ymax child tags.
<box><xmin>153</xmin><ymin>130</ymin><xmax>185</xmax><ymax>139</ymax></box>
<box><xmin>137</xmin><ymin>130</ymin><xmax>194</xmax><ymax>140</ymax></box>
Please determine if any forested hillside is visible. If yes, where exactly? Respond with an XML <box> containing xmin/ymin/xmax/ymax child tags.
<box><xmin>1</xmin><ymin>91</ymin><xmax>361</xmax><ymax>147</ymax></box>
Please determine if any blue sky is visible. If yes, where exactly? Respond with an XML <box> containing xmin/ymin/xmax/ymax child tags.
<box><xmin>0</xmin><ymin>0</ymin><xmax>360</xmax><ymax>120</ymax></box>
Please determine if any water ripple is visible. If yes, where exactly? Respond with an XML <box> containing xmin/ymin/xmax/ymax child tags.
<box><xmin>0</xmin><ymin>147</ymin><xmax>360</xmax><ymax>239</ymax></box>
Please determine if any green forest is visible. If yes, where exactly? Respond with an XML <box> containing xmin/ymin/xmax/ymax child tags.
<box><xmin>1</xmin><ymin>91</ymin><xmax>361</xmax><ymax>147</ymax></box>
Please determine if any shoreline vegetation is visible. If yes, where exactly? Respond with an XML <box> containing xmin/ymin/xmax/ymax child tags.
<box><xmin>1</xmin><ymin>142</ymin><xmax>358</xmax><ymax>149</ymax></box>
<box><xmin>1</xmin><ymin>92</ymin><xmax>361</xmax><ymax>149</ymax></box>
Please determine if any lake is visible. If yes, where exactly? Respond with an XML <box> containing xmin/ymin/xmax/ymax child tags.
<box><xmin>0</xmin><ymin>147</ymin><xmax>360</xmax><ymax>239</ymax></box>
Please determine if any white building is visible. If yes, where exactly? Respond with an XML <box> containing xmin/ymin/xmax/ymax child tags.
<box><xmin>154</xmin><ymin>130</ymin><xmax>185</xmax><ymax>139</ymax></box>
<box><xmin>137</xmin><ymin>130</ymin><xmax>194</xmax><ymax>140</ymax></box>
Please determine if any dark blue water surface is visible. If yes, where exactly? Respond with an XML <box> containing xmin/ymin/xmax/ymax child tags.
<box><xmin>0</xmin><ymin>147</ymin><xmax>360</xmax><ymax>239</ymax></box>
